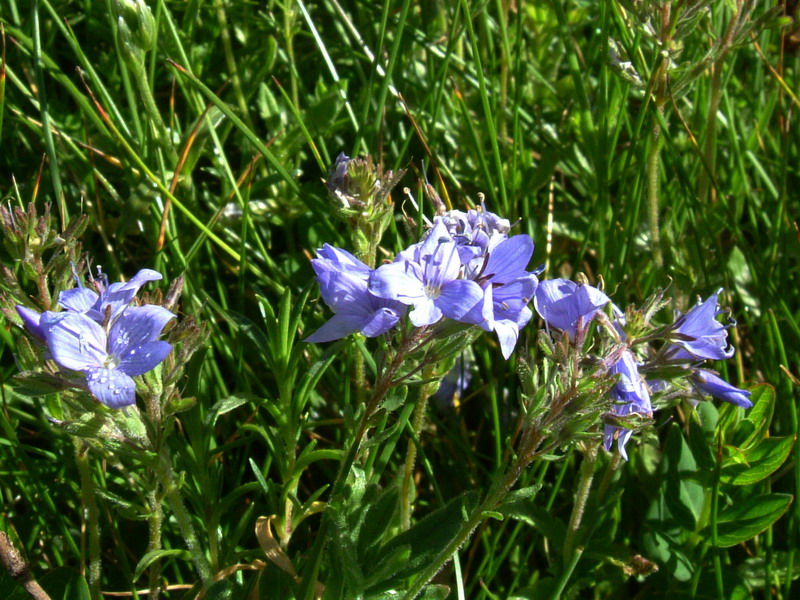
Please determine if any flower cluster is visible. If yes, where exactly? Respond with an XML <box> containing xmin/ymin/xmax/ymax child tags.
<box><xmin>535</xmin><ymin>281</ymin><xmax>751</xmax><ymax>459</ymax></box>
<box><xmin>16</xmin><ymin>268</ymin><xmax>174</xmax><ymax>409</ymax></box>
<box><xmin>307</xmin><ymin>204</ymin><xmax>539</xmax><ymax>359</ymax></box>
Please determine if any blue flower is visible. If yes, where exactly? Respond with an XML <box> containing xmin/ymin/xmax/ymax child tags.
<box><xmin>308</xmin><ymin>207</ymin><xmax>538</xmax><ymax>359</ymax></box>
<box><xmin>462</xmin><ymin>234</ymin><xmax>539</xmax><ymax>358</ymax></box>
<box><xmin>305</xmin><ymin>245</ymin><xmax>405</xmax><ymax>342</ymax></box>
<box><xmin>668</xmin><ymin>290</ymin><xmax>734</xmax><ymax>361</ymax></box>
<box><xmin>369</xmin><ymin>220</ymin><xmax>484</xmax><ymax>327</ymax></box>
<box><xmin>441</xmin><ymin>204</ymin><xmax>510</xmax><ymax>266</ymax></box>
<box><xmin>313</xmin><ymin>244</ymin><xmax>371</xmax><ymax>281</ymax></box>
<box><xmin>58</xmin><ymin>268</ymin><xmax>163</xmax><ymax>324</ymax></box>
<box><xmin>43</xmin><ymin>306</ymin><xmax>174</xmax><ymax>408</ymax></box>
<box><xmin>534</xmin><ymin>279</ymin><xmax>613</xmax><ymax>341</ymax></box>
<box><xmin>692</xmin><ymin>369</ymin><xmax>752</xmax><ymax>408</ymax></box>
<box><xmin>16</xmin><ymin>305</ymin><xmax>52</xmax><ymax>342</ymax></box>
<box><xmin>603</xmin><ymin>350</ymin><xmax>652</xmax><ymax>460</ymax></box>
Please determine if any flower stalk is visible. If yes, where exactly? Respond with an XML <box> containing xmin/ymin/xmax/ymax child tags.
<box><xmin>550</xmin><ymin>443</ymin><xmax>599</xmax><ymax>600</ymax></box>
<box><xmin>154</xmin><ymin>447</ymin><xmax>213</xmax><ymax>588</ymax></box>
<box><xmin>75</xmin><ymin>441</ymin><xmax>101</xmax><ymax>600</ymax></box>
<box><xmin>400</xmin><ymin>365</ymin><xmax>438</xmax><ymax>530</ymax></box>
<box><xmin>146</xmin><ymin>488</ymin><xmax>163</xmax><ymax>599</ymax></box>
<box><xmin>400</xmin><ymin>426</ymin><xmax>549</xmax><ymax>600</ymax></box>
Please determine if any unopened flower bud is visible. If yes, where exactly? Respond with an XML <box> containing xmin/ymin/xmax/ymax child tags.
<box><xmin>325</xmin><ymin>153</ymin><xmax>405</xmax><ymax>267</ymax></box>
<box><xmin>114</xmin><ymin>0</ymin><xmax>157</xmax><ymax>59</ymax></box>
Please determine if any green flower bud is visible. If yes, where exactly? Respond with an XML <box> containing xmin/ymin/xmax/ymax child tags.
<box><xmin>114</xmin><ymin>0</ymin><xmax>156</xmax><ymax>58</ymax></box>
<box><xmin>325</xmin><ymin>153</ymin><xmax>405</xmax><ymax>266</ymax></box>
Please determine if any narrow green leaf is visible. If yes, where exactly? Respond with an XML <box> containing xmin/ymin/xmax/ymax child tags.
<box><xmin>167</xmin><ymin>60</ymin><xmax>300</xmax><ymax>194</ymax></box>
<box><xmin>368</xmin><ymin>491</ymin><xmax>478</xmax><ymax>591</ymax></box>
<box><xmin>293</xmin><ymin>449</ymin><xmax>342</xmax><ymax>474</ymax></box>
<box><xmin>205</xmin><ymin>394</ymin><xmax>254</xmax><ymax>427</ymax></box>
<box><xmin>498</xmin><ymin>501</ymin><xmax>565</xmax><ymax>548</ymax></box>
<box><xmin>133</xmin><ymin>549</ymin><xmax>191</xmax><ymax>582</ymax></box>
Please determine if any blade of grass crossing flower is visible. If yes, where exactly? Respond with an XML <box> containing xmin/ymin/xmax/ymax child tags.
<box><xmin>32</xmin><ymin>0</ymin><xmax>66</xmax><ymax>227</ymax></box>
<box><xmin>364</xmin><ymin>0</ymin><xmax>412</xmax><ymax>146</ymax></box>
<box><xmin>40</xmin><ymin>0</ymin><xmax>134</xmax><ymax>139</ymax></box>
<box><xmin>295</xmin><ymin>0</ymin><xmax>360</xmax><ymax>133</ymax></box>
<box><xmin>167</xmin><ymin>59</ymin><xmax>300</xmax><ymax>195</ymax></box>
<box><xmin>271</xmin><ymin>75</ymin><xmax>327</xmax><ymax>173</ymax></box>
<box><xmin>0</xmin><ymin>24</ymin><xmax>6</xmax><ymax>144</ymax></box>
<box><xmin>459</xmin><ymin>0</ymin><xmax>507</xmax><ymax>212</ymax></box>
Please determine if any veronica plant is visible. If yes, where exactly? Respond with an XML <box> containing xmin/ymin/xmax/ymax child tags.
<box><xmin>535</xmin><ymin>280</ymin><xmax>751</xmax><ymax>460</ymax></box>
<box><xmin>299</xmin><ymin>198</ymin><xmax>547</xmax><ymax>592</ymax></box>
<box><xmin>3</xmin><ymin>205</ymin><xmax>212</xmax><ymax>597</ymax></box>
<box><xmin>301</xmin><ymin>170</ymin><xmax>754</xmax><ymax>597</ymax></box>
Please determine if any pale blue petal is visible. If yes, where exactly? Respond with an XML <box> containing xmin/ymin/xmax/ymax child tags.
<box><xmin>603</xmin><ymin>426</ymin><xmax>632</xmax><ymax>461</ymax></box>
<box><xmin>108</xmin><ymin>305</ymin><xmax>175</xmax><ymax>358</ymax></box>
<box><xmin>409</xmin><ymin>298</ymin><xmax>442</xmax><ymax>327</ymax></box>
<box><xmin>118</xmin><ymin>341</ymin><xmax>173</xmax><ymax>376</ymax></box>
<box><xmin>360</xmin><ymin>307</ymin><xmax>401</xmax><ymax>337</ymax></box>
<box><xmin>516</xmin><ymin>306</ymin><xmax>533</xmax><ymax>329</ymax></box>
<box><xmin>100</xmin><ymin>269</ymin><xmax>163</xmax><ymax>319</ymax></box>
<box><xmin>315</xmin><ymin>244</ymin><xmax>371</xmax><ymax>278</ymax></box>
<box><xmin>493</xmin><ymin>276</ymin><xmax>538</xmax><ymax>319</ymax></box>
<box><xmin>58</xmin><ymin>287</ymin><xmax>99</xmax><ymax>313</ymax></box>
<box><xmin>369</xmin><ymin>262</ymin><xmax>425</xmax><ymax>304</ymax></box>
<box><xmin>438</xmin><ymin>279</ymin><xmax>484</xmax><ymax>321</ymax></box>
<box><xmin>678</xmin><ymin>291</ymin><xmax>722</xmax><ymax>337</ymax></box>
<box><xmin>610</xmin><ymin>351</ymin><xmax>651</xmax><ymax>413</ymax></box>
<box><xmin>305</xmin><ymin>313</ymin><xmax>370</xmax><ymax>343</ymax></box>
<box><xmin>85</xmin><ymin>367</ymin><xmax>136</xmax><ymax>408</ymax></box>
<box><xmin>493</xmin><ymin>319</ymin><xmax>520</xmax><ymax>359</ymax></box>
<box><xmin>693</xmin><ymin>369</ymin><xmax>752</xmax><ymax>408</ymax></box>
<box><xmin>16</xmin><ymin>306</ymin><xmax>45</xmax><ymax>341</ymax></box>
<box><xmin>461</xmin><ymin>285</ymin><xmax>493</xmax><ymax>331</ymax></box>
<box><xmin>671</xmin><ymin>290</ymin><xmax>733</xmax><ymax>360</ymax></box>
<box><xmin>45</xmin><ymin>313</ymin><xmax>107</xmax><ymax>371</ymax></box>
<box><xmin>316</xmin><ymin>271</ymin><xmax>370</xmax><ymax>312</ymax></box>
<box><xmin>417</xmin><ymin>219</ymin><xmax>453</xmax><ymax>259</ymax></box>
<box><xmin>534</xmin><ymin>279</ymin><xmax>611</xmax><ymax>340</ymax></box>
<box><xmin>425</xmin><ymin>242</ymin><xmax>462</xmax><ymax>286</ymax></box>
<box><xmin>483</xmin><ymin>235</ymin><xmax>534</xmax><ymax>283</ymax></box>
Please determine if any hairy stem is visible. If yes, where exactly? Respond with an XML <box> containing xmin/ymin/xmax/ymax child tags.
<box><xmin>400</xmin><ymin>428</ymin><xmax>548</xmax><ymax>600</ymax></box>
<box><xmin>129</xmin><ymin>60</ymin><xmax>178</xmax><ymax>165</ymax></box>
<box><xmin>75</xmin><ymin>442</ymin><xmax>101</xmax><ymax>600</ymax></box>
<box><xmin>299</xmin><ymin>329</ymin><xmax>431</xmax><ymax>600</ymax></box>
<box><xmin>154</xmin><ymin>448</ymin><xmax>212</xmax><ymax>588</ymax></box>
<box><xmin>0</xmin><ymin>531</ymin><xmax>52</xmax><ymax>600</ymax></box>
<box><xmin>697</xmin><ymin>2</ymin><xmax>742</xmax><ymax>203</ymax></box>
<box><xmin>400</xmin><ymin>371</ymin><xmax>437</xmax><ymax>530</ymax></box>
<box><xmin>646</xmin><ymin>106</ymin><xmax>665</xmax><ymax>270</ymax></box>
<box><xmin>550</xmin><ymin>443</ymin><xmax>599</xmax><ymax>600</ymax></box>
<box><xmin>146</xmin><ymin>487</ymin><xmax>163</xmax><ymax>600</ymax></box>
